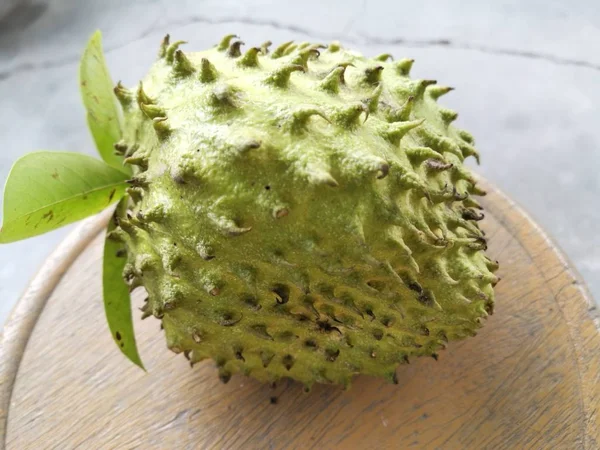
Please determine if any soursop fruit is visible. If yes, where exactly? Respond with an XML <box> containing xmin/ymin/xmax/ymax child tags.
<box><xmin>111</xmin><ymin>34</ymin><xmax>499</xmax><ymax>389</ymax></box>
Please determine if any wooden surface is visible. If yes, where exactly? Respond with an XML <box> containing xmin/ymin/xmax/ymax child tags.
<box><xmin>1</xmin><ymin>182</ymin><xmax>599</xmax><ymax>450</ymax></box>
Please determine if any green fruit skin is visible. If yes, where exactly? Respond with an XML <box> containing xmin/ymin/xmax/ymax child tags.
<box><xmin>113</xmin><ymin>35</ymin><xmax>499</xmax><ymax>389</ymax></box>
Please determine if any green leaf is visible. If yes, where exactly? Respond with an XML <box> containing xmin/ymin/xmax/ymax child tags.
<box><xmin>0</xmin><ymin>151</ymin><xmax>129</xmax><ymax>243</ymax></box>
<box><xmin>103</xmin><ymin>196</ymin><xmax>145</xmax><ymax>369</ymax></box>
<box><xmin>80</xmin><ymin>30</ymin><xmax>129</xmax><ymax>174</ymax></box>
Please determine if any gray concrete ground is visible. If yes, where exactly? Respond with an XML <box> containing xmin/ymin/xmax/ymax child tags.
<box><xmin>1</xmin><ymin>0</ymin><xmax>599</xmax><ymax>325</ymax></box>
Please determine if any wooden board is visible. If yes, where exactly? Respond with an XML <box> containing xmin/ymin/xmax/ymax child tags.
<box><xmin>1</xmin><ymin>182</ymin><xmax>599</xmax><ymax>449</ymax></box>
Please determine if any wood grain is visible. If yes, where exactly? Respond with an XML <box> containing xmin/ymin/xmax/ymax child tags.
<box><xmin>0</xmin><ymin>208</ymin><xmax>114</xmax><ymax>448</ymax></box>
<box><xmin>2</xmin><ymin>182</ymin><xmax>599</xmax><ymax>449</ymax></box>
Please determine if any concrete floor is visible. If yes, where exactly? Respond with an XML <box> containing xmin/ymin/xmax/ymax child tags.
<box><xmin>1</xmin><ymin>0</ymin><xmax>599</xmax><ymax>326</ymax></box>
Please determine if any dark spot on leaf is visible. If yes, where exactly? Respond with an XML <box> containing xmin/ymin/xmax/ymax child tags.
<box><xmin>120</xmin><ymin>342</ymin><xmax>124</xmax><ymax>348</ymax></box>
<box><xmin>81</xmin><ymin>80</ymin><xmax>87</xmax><ymax>86</ymax></box>
<box><xmin>108</xmin><ymin>188</ymin><xmax>116</xmax><ymax>203</ymax></box>
<box><xmin>51</xmin><ymin>170</ymin><xmax>59</xmax><ymax>180</ymax></box>
<box><xmin>270</xmin><ymin>396</ymin><xmax>278</xmax><ymax>405</ymax></box>
<box><xmin>115</xmin><ymin>331</ymin><xmax>122</xmax><ymax>340</ymax></box>
<box><xmin>82</xmin><ymin>195</ymin><xmax>88</xmax><ymax>200</ymax></box>
<box><xmin>265</xmin><ymin>185</ymin><xmax>271</xmax><ymax>190</ymax></box>
<box><xmin>42</xmin><ymin>210</ymin><xmax>54</xmax><ymax>222</ymax></box>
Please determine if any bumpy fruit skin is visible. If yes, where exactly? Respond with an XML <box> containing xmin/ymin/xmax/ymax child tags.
<box><xmin>112</xmin><ymin>35</ymin><xmax>499</xmax><ymax>389</ymax></box>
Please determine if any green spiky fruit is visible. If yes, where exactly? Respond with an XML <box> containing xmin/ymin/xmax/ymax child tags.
<box><xmin>112</xmin><ymin>34</ymin><xmax>499</xmax><ymax>389</ymax></box>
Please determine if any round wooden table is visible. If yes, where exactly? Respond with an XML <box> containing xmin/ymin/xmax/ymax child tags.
<box><xmin>1</xmin><ymin>182</ymin><xmax>598</xmax><ymax>449</ymax></box>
